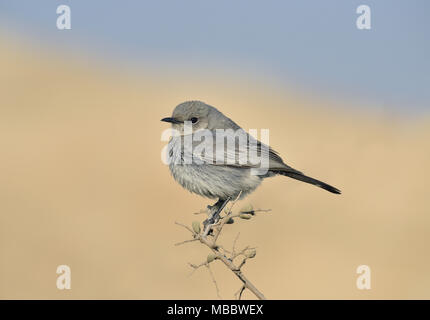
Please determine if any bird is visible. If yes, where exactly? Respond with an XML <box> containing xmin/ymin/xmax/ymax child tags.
<box><xmin>161</xmin><ymin>101</ymin><xmax>340</xmax><ymax>230</ymax></box>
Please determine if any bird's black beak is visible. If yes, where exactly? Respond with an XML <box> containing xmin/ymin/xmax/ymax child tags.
<box><xmin>161</xmin><ymin>117</ymin><xmax>182</xmax><ymax>124</ymax></box>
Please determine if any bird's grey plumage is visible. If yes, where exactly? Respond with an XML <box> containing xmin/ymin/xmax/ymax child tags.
<box><xmin>162</xmin><ymin>101</ymin><xmax>340</xmax><ymax>203</ymax></box>
<box><xmin>162</xmin><ymin>101</ymin><xmax>340</xmax><ymax>230</ymax></box>
<box><xmin>168</xmin><ymin>134</ymin><xmax>263</xmax><ymax>200</ymax></box>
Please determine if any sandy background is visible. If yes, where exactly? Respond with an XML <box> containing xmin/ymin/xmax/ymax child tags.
<box><xmin>1</xmin><ymin>36</ymin><xmax>429</xmax><ymax>299</ymax></box>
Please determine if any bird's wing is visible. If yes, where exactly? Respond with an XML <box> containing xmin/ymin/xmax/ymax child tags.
<box><xmin>178</xmin><ymin>129</ymin><xmax>341</xmax><ymax>194</ymax></box>
<box><xmin>187</xmin><ymin>129</ymin><xmax>299</xmax><ymax>173</ymax></box>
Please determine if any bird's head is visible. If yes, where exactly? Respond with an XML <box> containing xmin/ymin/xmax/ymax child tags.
<box><xmin>161</xmin><ymin>101</ymin><xmax>213</xmax><ymax>135</ymax></box>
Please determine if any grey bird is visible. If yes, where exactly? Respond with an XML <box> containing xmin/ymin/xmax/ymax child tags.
<box><xmin>161</xmin><ymin>101</ymin><xmax>340</xmax><ymax>229</ymax></box>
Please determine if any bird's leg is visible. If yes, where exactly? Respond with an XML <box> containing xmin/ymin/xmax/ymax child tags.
<box><xmin>203</xmin><ymin>198</ymin><xmax>230</xmax><ymax>236</ymax></box>
<box><xmin>204</xmin><ymin>199</ymin><xmax>224</xmax><ymax>226</ymax></box>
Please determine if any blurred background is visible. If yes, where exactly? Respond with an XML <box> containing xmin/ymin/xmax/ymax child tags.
<box><xmin>0</xmin><ymin>0</ymin><xmax>429</xmax><ymax>299</ymax></box>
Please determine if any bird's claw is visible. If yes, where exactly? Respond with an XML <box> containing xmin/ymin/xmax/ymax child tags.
<box><xmin>203</xmin><ymin>217</ymin><xmax>215</xmax><ymax>227</ymax></box>
<box><xmin>202</xmin><ymin>214</ymin><xmax>220</xmax><ymax>237</ymax></box>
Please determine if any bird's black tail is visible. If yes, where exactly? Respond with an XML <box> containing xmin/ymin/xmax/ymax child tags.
<box><xmin>274</xmin><ymin>170</ymin><xmax>341</xmax><ymax>194</ymax></box>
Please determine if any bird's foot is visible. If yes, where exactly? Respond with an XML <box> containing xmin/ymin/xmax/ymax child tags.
<box><xmin>201</xmin><ymin>198</ymin><xmax>231</xmax><ymax>238</ymax></box>
<box><xmin>202</xmin><ymin>207</ymin><xmax>221</xmax><ymax>237</ymax></box>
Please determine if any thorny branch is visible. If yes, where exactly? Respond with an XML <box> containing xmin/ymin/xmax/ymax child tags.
<box><xmin>175</xmin><ymin>195</ymin><xmax>271</xmax><ymax>300</ymax></box>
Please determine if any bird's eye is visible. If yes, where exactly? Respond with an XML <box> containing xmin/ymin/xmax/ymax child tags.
<box><xmin>190</xmin><ymin>117</ymin><xmax>199</xmax><ymax>124</ymax></box>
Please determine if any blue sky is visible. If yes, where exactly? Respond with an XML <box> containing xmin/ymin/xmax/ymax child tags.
<box><xmin>1</xmin><ymin>0</ymin><xmax>429</xmax><ymax>111</ymax></box>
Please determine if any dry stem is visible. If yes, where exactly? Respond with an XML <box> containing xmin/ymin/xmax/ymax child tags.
<box><xmin>175</xmin><ymin>197</ymin><xmax>271</xmax><ymax>300</ymax></box>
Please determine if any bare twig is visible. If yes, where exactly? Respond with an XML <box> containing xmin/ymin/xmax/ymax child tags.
<box><xmin>235</xmin><ymin>285</ymin><xmax>246</xmax><ymax>300</ymax></box>
<box><xmin>188</xmin><ymin>261</ymin><xmax>207</xmax><ymax>276</ymax></box>
<box><xmin>238</xmin><ymin>257</ymin><xmax>249</xmax><ymax>270</ymax></box>
<box><xmin>252</xmin><ymin>209</ymin><xmax>272</xmax><ymax>214</ymax></box>
<box><xmin>175</xmin><ymin>199</ymin><xmax>271</xmax><ymax>300</ymax></box>
<box><xmin>175</xmin><ymin>221</ymin><xmax>194</xmax><ymax>234</ymax></box>
<box><xmin>206</xmin><ymin>264</ymin><xmax>222</xmax><ymax>299</ymax></box>
<box><xmin>232</xmin><ymin>232</ymin><xmax>240</xmax><ymax>256</ymax></box>
<box><xmin>175</xmin><ymin>238</ymin><xmax>199</xmax><ymax>246</ymax></box>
